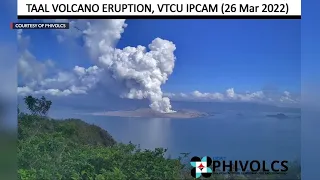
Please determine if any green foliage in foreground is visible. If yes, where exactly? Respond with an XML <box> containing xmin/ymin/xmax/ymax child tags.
<box><xmin>23</xmin><ymin>96</ymin><xmax>52</xmax><ymax>116</ymax></box>
<box><xmin>18</xmin><ymin>114</ymin><xmax>301</xmax><ymax>180</ymax></box>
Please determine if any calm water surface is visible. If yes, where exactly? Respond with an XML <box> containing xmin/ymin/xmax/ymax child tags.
<box><xmin>58</xmin><ymin>112</ymin><xmax>300</xmax><ymax>161</ymax></box>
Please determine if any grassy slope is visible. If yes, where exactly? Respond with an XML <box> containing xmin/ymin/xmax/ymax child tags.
<box><xmin>17</xmin><ymin>114</ymin><xmax>300</xmax><ymax>180</ymax></box>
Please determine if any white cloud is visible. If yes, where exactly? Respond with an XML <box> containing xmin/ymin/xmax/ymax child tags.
<box><xmin>165</xmin><ymin>88</ymin><xmax>299</xmax><ymax>106</ymax></box>
<box><xmin>19</xmin><ymin>65</ymin><xmax>102</xmax><ymax>97</ymax></box>
<box><xmin>226</xmin><ymin>88</ymin><xmax>236</xmax><ymax>99</ymax></box>
<box><xmin>280</xmin><ymin>91</ymin><xmax>298</xmax><ymax>103</ymax></box>
<box><xmin>52</xmin><ymin>20</ymin><xmax>177</xmax><ymax>113</ymax></box>
<box><xmin>17</xmin><ymin>30</ymin><xmax>54</xmax><ymax>82</ymax></box>
<box><xmin>17</xmin><ymin>28</ymin><xmax>102</xmax><ymax>97</ymax></box>
<box><xmin>17</xmin><ymin>86</ymin><xmax>33</xmax><ymax>96</ymax></box>
<box><xmin>18</xmin><ymin>50</ymin><xmax>47</xmax><ymax>81</ymax></box>
<box><xmin>191</xmin><ymin>90</ymin><xmax>224</xmax><ymax>100</ymax></box>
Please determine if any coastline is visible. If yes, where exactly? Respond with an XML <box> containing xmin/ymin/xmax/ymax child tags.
<box><xmin>78</xmin><ymin>108</ymin><xmax>210</xmax><ymax>119</ymax></box>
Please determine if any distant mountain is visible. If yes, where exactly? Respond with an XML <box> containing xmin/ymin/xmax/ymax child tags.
<box><xmin>89</xmin><ymin>108</ymin><xmax>210</xmax><ymax>119</ymax></box>
<box><xmin>266</xmin><ymin>113</ymin><xmax>289</xmax><ymax>119</ymax></box>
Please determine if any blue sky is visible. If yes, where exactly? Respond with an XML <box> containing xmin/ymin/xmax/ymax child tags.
<box><xmin>17</xmin><ymin>19</ymin><xmax>301</xmax><ymax>94</ymax></box>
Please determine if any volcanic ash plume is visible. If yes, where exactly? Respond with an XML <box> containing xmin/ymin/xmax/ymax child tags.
<box><xmin>83</xmin><ymin>20</ymin><xmax>176</xmax><ymax>113</ymax></box>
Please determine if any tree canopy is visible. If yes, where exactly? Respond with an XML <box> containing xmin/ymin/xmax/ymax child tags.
<box><xmin>24</xmin><ymin>95</ymin><xmax>52</xmax><ymax>116</ymax></box>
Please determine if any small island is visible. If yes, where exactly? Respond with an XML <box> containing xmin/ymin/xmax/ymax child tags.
<box><xmin>87</xmin><ymin>108</ymin><xmax>210</xmax><ymax>119</ymax></box>
<box><xmin>236</xmin><ymin>113</ymin><xmax>244</xmax><ymax>117</ymax></box>
<box><xmin>266</xmin><ymin>113</ymin><xmax>289</xmax><ymax>119</ymax></box>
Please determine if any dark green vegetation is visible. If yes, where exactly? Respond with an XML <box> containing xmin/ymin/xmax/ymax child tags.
<box><xmin>18</xmin><ymin>96</ymin><xmax>301</xmax><ymax>180</ymax></box>
<box><xmin>23</xmin><ymin>96</ymin><xmax>52</xmax><ymax>116</ymax></box>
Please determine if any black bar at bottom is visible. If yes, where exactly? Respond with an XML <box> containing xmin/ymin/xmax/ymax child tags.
<box><xmin>18</xmin><ymin>15</ymin><xmax>301</xmax><ymax>20</ymax></box>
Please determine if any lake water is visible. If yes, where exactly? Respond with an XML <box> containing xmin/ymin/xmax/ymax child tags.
<box><xmin>56</xmin><ymin>111</ymin><xmax>300</xmax><ymax>162</ymax></box>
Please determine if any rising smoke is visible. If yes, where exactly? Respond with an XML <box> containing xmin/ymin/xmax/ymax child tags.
<box><xmin>81</xmin><ymin>20</ymin><xmax>176</xmax><ymax>113</ymax></box>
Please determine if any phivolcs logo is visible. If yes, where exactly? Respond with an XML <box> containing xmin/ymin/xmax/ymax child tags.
<box><xmin>190</xmin><ymin>156</ymin><xmax>289</xmax><ymax>178</ymax></box>
<box><xmin>190</xmin><ymin>156</ymin><xmax>213</xmax><ymax>178</ymax></box>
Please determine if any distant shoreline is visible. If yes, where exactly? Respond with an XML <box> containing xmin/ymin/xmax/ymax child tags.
<box><xmin>80</xmin><ymin>108</ymin><xmax>210</xmax><ymax>119</ymax></box>
<box><xmin>266</xmin><ymin>113</ymin><xmax>289</xmax><ymax>119</ymax></box>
